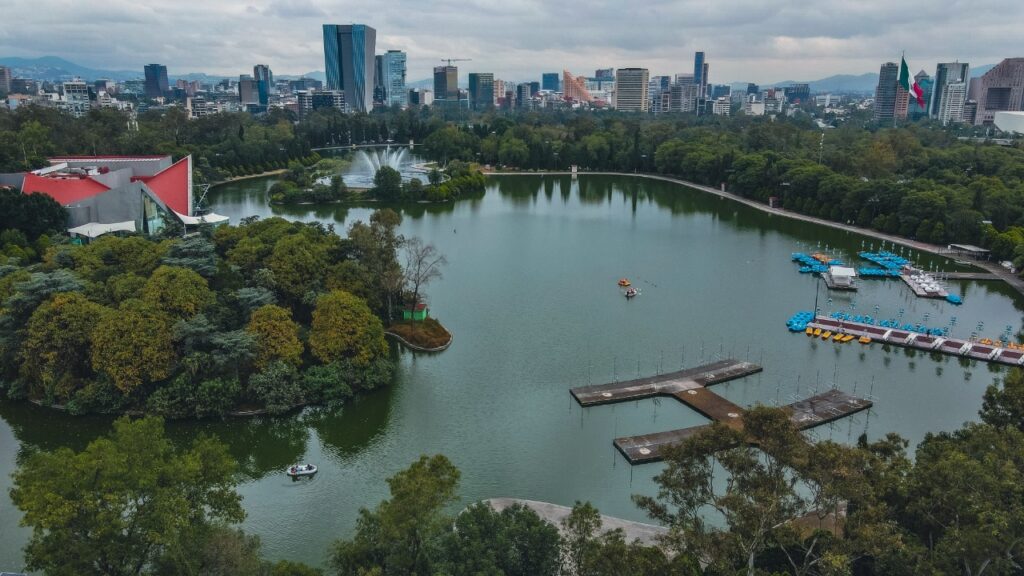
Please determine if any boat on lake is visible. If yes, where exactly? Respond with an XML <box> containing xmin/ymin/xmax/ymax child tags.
<box><xmin>624</xmin><ymin>287</ymin><xmax>639</xmax><ymax>298</ymax></box>
<box><xmin>287</xmin><ymin>464</ymin><xmax>318</xmax><ymax>478</ymax></box>
<box><xmin>618</xmin><ymin>278</ymin><xmax>632</xmax><ymax>287</ymax></box>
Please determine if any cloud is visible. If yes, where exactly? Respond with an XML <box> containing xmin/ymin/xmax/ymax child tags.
<box><xmin>0</xmin><ymin>0</ymin><xmax>1020</xmax><ymax>83</ymax></box>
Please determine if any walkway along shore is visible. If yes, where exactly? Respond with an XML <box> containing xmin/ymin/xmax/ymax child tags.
<box><xmin>484</xmin><ymin>171</ymin><xmax>1024</xmax><ymax>299</ymax></box>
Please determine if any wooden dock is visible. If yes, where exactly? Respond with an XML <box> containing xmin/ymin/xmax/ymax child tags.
<box><xmin>808</xmin><ymin>316</ymin><xmax>1024</xmax><ymax>367</ymax></box>
<box><xmin>614</xmin><ymin>389</ymin><xmax>872</xmax><ymax>464</ymax></box>
<box><xmin>572</xmin><ymin>359</ymin><xmax>871</xmax><ymax>465</ymax></box>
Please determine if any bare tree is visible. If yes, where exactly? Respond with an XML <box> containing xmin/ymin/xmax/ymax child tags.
<box><xmin>403</xmin><ymin>237</ymin><xmax>447</xmax><ymax>313</ymax></box>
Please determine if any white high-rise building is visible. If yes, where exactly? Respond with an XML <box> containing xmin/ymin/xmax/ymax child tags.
<box><xmin>937</xmin><ymin>82</ymin><xmax>967</xmax><ymax>125</ymax></box>
<box><xmin>61</xmin><ymin>80</ymin><xmax>90</xmax><ymax>118</ymax></box>
<box><xmin>613</xmin><ymin>68</ymin><xmax>649</xmax><ymax>112</ymax></box>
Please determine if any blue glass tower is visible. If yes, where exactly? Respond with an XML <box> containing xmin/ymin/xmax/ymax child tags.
<box><xmin>323</xmin><ymin>24</ymin><xmax>376</xmax><ymax>112</ymax></box>
<box><xmin>693</xmin><ymin>51</ymin><xmax>706</xmax><ymax>98</ymax></box>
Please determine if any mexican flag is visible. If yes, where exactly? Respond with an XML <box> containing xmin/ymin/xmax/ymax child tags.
<box><xmin>899</xmin><ymin>56</ymin><xmax>926</xmax><ymax>109</ymax></box>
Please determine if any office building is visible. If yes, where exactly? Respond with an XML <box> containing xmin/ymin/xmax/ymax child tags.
<box><xmin>0</xmin><ymin>66</ymin><xmax>12</xmax><ymax>94</ymax></box>
<box><xmin>433</xmin><ymin>65</ymin><xmax>459</xmax><ymax>101</ymax></box>
<box><xmin>529</xmin><ymin>81</ymin><xmax>540</xmax><ymax>96</ymax></box>
<box><xmin>144</xmin><ymin>64</ymin><xmax>169</xmax><ymax>98</ymax></box>
<box><xmin>516</xmin><ymin>83</ymin><xmax>533</xmax><ymax>108</ymax></box>
<box><xmin>873</xmin><ymin>62</ymin><xmax>899</xmax><ymax>124</ymax></box>
<box><xmin>296</xmin><ymin>90</ymin><xmax>346</xmax><ymax>119</ymax></box>
<box><xmin>930</xmin><ymin>62</ymin><xmax>969</xmax><ymax>121</ymax></box>
<box><xmin>542</xmin><ymin>72</ymin><xmax>560</xmax><ymax>92</ymax></box>
<box><xmin>238</xmin><ymin>75</ymin><xmax>258</xmax><ymax>104</ymax></box>
<box><xmin>764</xmin><ymin>89</ymin><xmax>784</xmax><ymax>114</ymax></box>
<box><xmin>595</xmin><ymin>68</ymin><xmax>614</xmax><ymax>80</ymax></box>
<box><xmin>254</xmin><ymin>64</ymin><xmax>272</xmax><ymax>106</ymax></box>
<box><xmin>563</xmin><ymin>71</ymin><xmax>593</xmax><ymax>104</ymax></box>
<box><xmin>937</xmin><ymin>82</ymin><xmax>967</xmax><ymax>125</ymax></box>
<box><xmin>289</xmin><ymin>78</ymin><xmax>323</xmax><ymax>92</ymax></box>
<box><xmin>670</xmin><ymin>82</ymin><xmax>698</xmax><ymax>113</ymax></box>
<box><xmin>963</xmin><ymin>100</ymin><xmax>978</xmax><ymax>124</ymax></box>
<box><xmin>747</xmin><ymin>83</ymin><xmax>759</xmax><ymax>96</ymax></box>
<box><xmin>376</xmin><ymin>50</ymin><xmax>407</xmax><ymax>107</ymax></box>
<box><xmin>973</xmin><ymin>58</ymin><xmax>1024</xmax><ymax>125</ymax></box>
<box><xmin>323</xmin><ymin>24</ymin><xmax>376</xmax><ymax>112</ymax></box>
<box><xmin>911</xmin><ymin>70</ymin><xmax>932</xmax><ymax>119</ymax></box>
<box><xmin>613</xmin><ymin>68</ymin><xmax>649</xmax><ymax>112</ymax></box>
<box><xmin>408</xmin><ymin>88</ymin><xmax>433</xmax><ymax>107</ymax></box>
<box><xmin>711</xmin><ymin>84</ymin><xmax>731</xmax><ymax>100</ymax></box>
<box><xmin>783</xmin><ymin>84</ymin><xmax>809</xmax><ymax>104</ymax></box>
<box><xmin>468</xmin><ymin>73</ymin><xmax>494</xmax><ymax>110</ymax></box>
<box><xmin>694</xmin><ymin>52</ymin><xmax>707</xmax><ymax>99</ymax></box>
<box><xmin>61</xmin><ymin>80</ymin><xmax>90</xmax><ymax>118</ymax></box>
<box><xmin>10</xmin><ymin>78</ymin><xmax>37</xmax><ymax>95</ymax></box>
<box><xmin>712</xmin><ymin>97</ymin><xmax>730</xmax><ymax>116</ymax></box>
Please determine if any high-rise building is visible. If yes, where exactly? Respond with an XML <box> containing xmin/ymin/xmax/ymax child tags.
<box><xmin>873</xmin><ymin>62</ymin><xmax>899</xmax><ymax>124</ymax></box>
<box><xmin>433</xmin><ymin>65</ymin><xmax>459</xmax><ymax>101</ymax></box>
<box><xmin>894</xmin><ymin>85</ymin><xmax>910</xmax><ymax>120</ymax></box>
<box><xmin>408</xmin><ymin>88</ymin><xmax>433</xmax><ymax>107</ymax></box>
<box><xmin>289</xmin><ymin>78</ymin><xmax>323</xmax><ymax>92</ymax></box>
<box><xmin>670</xmin><ymin>82</ymin><xmax>698</xmax><ymax>113</ymax></box>
<box><xmin>931</xmin><ymin>62</ymin><xmax>970</xmax><ymax>121</ymax></box>
<box><xmin>937</xmin><ymin>82</ymin><xmax>967</xmax><ymax>125</ymax></box>
<box><xmin>468</xmin><ymin>73</ymin><xmax>494</xmax><ymax>110</ymax></box>
<box><xmin>595</xmin><ymin>68</ymin><xmax>614</xmax><ymax>80</ymax></box>
<box><xmin>783</xmin><ymin>84</ymin><xmax>809</xmax><ymax>104</ymax></box>
<box><xmin>238</xmin><ymin>75</ymin><xmax>258</xmax><ymax>104</ymax></box>
<box><xmin>516</xmin><ymin>83</ymin><xmax>533</xmax><ymax>108</ymax></box>
<box><xmin>323</xmin><ymin>24</ymin><xmax>376</xmax><ymax>112</ymax></box>
<box><xmin>747</xmin><ymin>83</ymin><xmax>759</xmax><ymax>96</ymax></box>
<box><xmin>973</xmin><ymin>58</ymin><xmax>1024</xmax><ymax>125</ymax></box>
<box><xmin>254</xmin><ymin>64</ymin><xmax>272</xmax><ymax>105</ymax></box>
<box><xmin>693</xmin><ymin>52</ymin><xmax>707</xmax><ymax>98</ymax></box>
<box><xmin>144</xmin><ymin>64</ymin><xmax>169</xmax><ymax>98</ymax></box>
<box><xmin>297</xmin><ymin>90</ymin><xmax>346</xmax><ymax>119</ymax></box>
<box><xmin>61</xmin><ymin>80</ymin><xmax>90</xmax><ymax>118</ymax></box>
<box><xmin>542</xmin><ymin>72</ymin><xmax>560</xmax><ymax>92</ymax></box>
<box><xmin>911</xmin><ymin>70</ymin><xmax>932</xmax><ymax>119</ymax></box>
<box><xmin>563</xmin><ymin>71</ymin><xmax>593</xmax><ymax>103</ymax></box>
<box><xmin>0</xmin><ymin>66</ymin><xmax>12</xmax><ymax>95</ymax></box>
<box><xmin>711</xmin><ymin>84</ymin><xmax>731</xmax><ymax>100</ymax></box>
<box><xmin>614</xmin><ymin>68</ymin><xmax>649</xmax><ymax>112</ymax></box>
<box><xmin>373</xmin><ymin>50</ymin><xmax>407</xmax><ymax>108</ymax></box>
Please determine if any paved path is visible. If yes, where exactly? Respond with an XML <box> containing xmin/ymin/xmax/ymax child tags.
<box><xmin>485</xmin><ymin>171</ymin><xmax>1024</xmax><ymax>298</ymax></box>
<box><xmin>483</xmin><ymin>498</ymin><xmax>668</xmax><ymax>547</ymax></box>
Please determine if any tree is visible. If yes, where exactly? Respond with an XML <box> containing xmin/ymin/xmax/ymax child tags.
<box><xmin>20</xmin><ymin>292</ymin><xmax>108</xmax><ymax>402</ymax></box>
<box><xmin>267</xmin><ymin>233</ymin><xmax>329</xmax><ymax>302</ymax></box>
<box><xmin>332</xmin><ymin>454</ymin><xmax>460</xmax><ymax>575</ymax></box>
<box><xmin>246</xmin><ymin>304</ymin><xmax>303</xmax><ymax>371</ymax></box>
<box><xmin>142</xmin><ymin>265</ymin><xmax>215</xmax><ymax>319</ymax></box>
<box><xmin>438</xmin><ymin>502</ymin><xmax>562</xmax><ymax>576</ymax></box>
<box><xmin>372</xmin><ymin>166</ymin><xmax>403</xmax><ymax>201</ymax></box>
<box><xmin>247</xmin><ymin>361</ymin><xmax>304</xmax><ymax>414</ymax></box>
<box><xmin>402</xmin><ymin>237</ymin><xmax>446</xmax><ymax>311</ymax></box>
<box><xmin>980</xmin><ymin>368</ymin><xmax>1024</xmax><ymax>431</ymax></box>
<box><xmin>10</xmin><ymin>416</ymin><xmax>244</xmax><ymax>576</ymax></box>
<box><xmin>91</xmin><ymin>300</ymin><xmax>177</xmax><ymax>393</ymax></box>
<box><xmin>308</xmin><ymin>290</ymin><xmax>387</xmax><ymax>367</ymax></box>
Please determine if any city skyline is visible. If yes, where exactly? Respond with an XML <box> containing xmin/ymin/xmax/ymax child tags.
<box><xmin>1</xmin><ymin>0</ymin><xmax>1021</xmax><ymax>84</ymax></box>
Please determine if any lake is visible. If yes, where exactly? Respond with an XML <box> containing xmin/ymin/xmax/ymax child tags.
<box><xmin>1</xmin><ymin>174</ymin><xmax>1021</xmax><ymax>569</ymax></box>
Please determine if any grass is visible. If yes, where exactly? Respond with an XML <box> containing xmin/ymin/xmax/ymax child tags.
<box><xmin>388</xmin><ymin>317</ymin><xmax>452</xmax><ymax>350</ymax></box>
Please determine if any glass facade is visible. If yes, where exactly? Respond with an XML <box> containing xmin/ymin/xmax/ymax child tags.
<box><xmin>323</xmin><ymin>24</ymin><xmax>376</xmax><ymax>112</ymax></box>
<box><xmin>382</xmin><ymin>50</ymin><xmax>407</xmax><ymax>107</ymax></box>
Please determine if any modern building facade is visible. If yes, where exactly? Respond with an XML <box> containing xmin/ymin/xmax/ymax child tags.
<box><xmin>563</xmin><ymin>71</ymin><xmax>593</xmax><ymax>104</ymax></box>
<box><xmin>377</xmin><ymin>50</ymin><xmax>407</xmax><ymax>107</ymax></box>
<box><xmin>297</xmin><ymin>90</ymin><xmax>346</xmax><ymax>119</ymax></box>
<box><xmin>783</xmin><ymin>84</ymin><xmax>809</xmax><ymax>104</ymax></box>
<box><xmin>61</xmin><ymin>81</ymin><xmax>90</xmax><ymax>118</ymax></box>
<box><xmin>911</xmin><ymin>70</ymin><xmax>932</xmax><ymax>119</ymax></box>
<box><xmin>238</xmin><ymin>75</ymin><xmax>258</xmax><ymax>104</ymax></box>
<box><xmin>931</xmin><ymin>62</ymin><xmax>970</xmax><ymax>121</ymax></box>
<box><xmin>973</xmin><ymin>58</ymin><xmax>1024</xmax><ymax>125</ymax></box>
<box><xmin>408</xmin><ymin>88</ymin><xmax>433</xmax><ymax>107</ymax></box>
<box><xmin>323</xmin><ymin>24</ymin><xmax>376</xmax><ymax>112</ymax></box>
<box><xmin>542</xmin><ymin>72</ymin><xmax>559</xmax><ymax>92</ymax></box>
<box><xmin>253</xmin><ymin>64</ymin><xmax>272</xmax><ymax>106</ymax></box>
<box><xmin>614</xmin><ymin>68</ymin><xmax>649</xmax><ymax>112</ymax></box>
<box><xmin>0</xmin><ymin>66</ymin><xmax>10</xmax><ymax>95</ymax></box>
<box><xmin>694</xmin><ymin>52</ymin><xmax>707</xmax><ymax>99</ymax></box>
<box><xmin>468</xmin><ymin>73</ymin><xmax>494</xmax><ymax>110</ymax></box>
<box><xmin>937</xmin><ymin>81</ymin><xmax>967</xmax><ymax>125</ymax></box>
<box><xmin>433</xmin><ymin>65</ymin><xmax>459</xmax><ymax>101</ymax></box>
<box><xmin>144</xmin><ymin>64</ymin><xmax>169</xmax><ymax>99</ymax></box>
<box><xmin>874</xmin><ymin>62</ymin><xmax>899</xmax><ymax>124</ymax></box>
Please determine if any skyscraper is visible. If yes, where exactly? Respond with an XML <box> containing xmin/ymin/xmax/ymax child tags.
<box><xmin>614</xmin><ymin>68</ymin><xmax>649</xmax><ymax>112</ymax></box>
<box><xmin>873</xmin><ymin>62</ymin><xmax>899</xmax><ymax>124</ymax></box>
<box><xmin>238</xmin><ymin>75</ymin><xmax>258</xmax><ymax>105</ymax></box>
<box><xmin>542</xmin><ymin>72</ymin><xmax>560</xmax><ymax>92</ymax></box>
<box><xmin>973</xmin><ymin>58</ymin><xmax>1024</xmax><ymax>125</ymax></box>
<box><xmin>931</xmin><ymin>62</ymin><xmax>969</xmax><ymax>121</ymax></box>
<box><xmin>144</xmin><ymin>64</ymin><xmax>169</xmax><ymax>98</ymax></box>
<box><xmin>376</xmin><ymin>50</ymin><xmax>407</xmax><ymax>108</ymax></box>
<box><xmin>937</xmin><ymin>82</ymin><xmax>967</xmax><ymax>125</ymax></box>
<box><xmin>323</xmin><ymin>24</ymin><xmax>377</xmax><ymax>112</ymax></box>
<box><xmin>468</xmin><ymin>73</ymin><xmax>494</xmax><ymax>110</ymax></box>
<box><xmin>433</xmin><ymin>66</ymin><xmax>459</xmax><ymax>101</ymax></box>
<box><xmin>0</xmin><ymin>66</ymin><xmax>10</xmax><ymax>95</ymax></box>
<box><xmin>693</xmin><ymin>52</ymin><xmax>707</xmax><ymax>99</ymax></box>
<box><xmin>911</xmin><ymin>70</ymin><xmax>932</xmax><ymax>119</ymax></box>
<box><xmin>254</xmin><ymin>64</ymin><xmax>272</xmax><ymax>106</ymax></box>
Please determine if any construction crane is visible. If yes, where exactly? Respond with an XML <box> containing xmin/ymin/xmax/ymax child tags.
<box><xmin>440</xmin><ymin>58</ymin><xmax>471</xmax><ymax>66</ymax></box>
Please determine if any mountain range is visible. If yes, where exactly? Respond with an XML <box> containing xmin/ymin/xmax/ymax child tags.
<box><xmin>0</xmin><ymin>55</ymin><xmax>998</xmax><ymax>94</ymax></box>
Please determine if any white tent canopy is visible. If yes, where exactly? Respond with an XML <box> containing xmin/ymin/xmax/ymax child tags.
<box><xmin>174</xmin><ymin>211</ymin><xmax>230</xmax><ymax>225</ymax></box>
<box><xmin>67</xmin><ymin>221</ymin><xmax>136</xmax><ymax>239</ymax></box>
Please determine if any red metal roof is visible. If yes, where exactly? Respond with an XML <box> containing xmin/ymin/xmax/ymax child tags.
<box><xmin>143</xmin><ymin>157</ymin><xmax>190</xmax><ymax>215</ymax></box>
<box><xmin>49</xmin><ymin>155</ymin><xmax>169</xmax><ymax>160</ymax></box>
<box><xmin>21</xmin><ymin>173</ymin><xmax>110</xmax><ymax>204</ymax></box>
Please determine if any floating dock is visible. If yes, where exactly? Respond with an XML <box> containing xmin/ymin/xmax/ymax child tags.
<box><xmin>572</xmin><ymin>359</ymin><xmax>871</xmax><ymax>465</ymax></box>
<box><xmin>807</xmin><ymin>315</ymin><xmax>1024</xmax><ymax>366</ymax></box>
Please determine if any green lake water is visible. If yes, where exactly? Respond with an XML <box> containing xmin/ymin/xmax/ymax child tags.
<box><xmin>1</xmin><ymin>174</ymin><xmax>1021</xmax><ymax>569</ymax></box>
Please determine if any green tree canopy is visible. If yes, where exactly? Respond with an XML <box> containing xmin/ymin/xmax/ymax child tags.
<box><xmin>246</xmin><ymin>304</ymin><xmax>303</xmax><ymax>371</ymax></box>
<box><xmin>142</xmin><ymin>265</ymin><xmax>215</xmax><ymax>319</ymax></box>
<box><xmin>308</xmin><ymin>290</ymin><xmax>387</xmax><ymax>367</ymax></box>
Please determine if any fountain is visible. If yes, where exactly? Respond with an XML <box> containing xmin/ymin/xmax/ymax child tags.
<box><xmin>336</xmin><ymin>146</ymin><xmax>428</xmax><ymax>188</ymax></box>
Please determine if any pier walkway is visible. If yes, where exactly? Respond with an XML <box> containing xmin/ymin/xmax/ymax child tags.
<box><xmin>571</xmin><ymin>360</ymin><xmax>871</xmax><ymax>465</ymax></box>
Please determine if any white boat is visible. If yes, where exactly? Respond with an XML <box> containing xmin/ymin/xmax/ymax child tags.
<box><xmin>624</xmin><ymin>287</ymin><xmax>639</xmax><ymax>298</ymax></box>
<box><xmin>287</xmin><ymin>464</ymin><xmax>318</xmax><ymax>478</ymax></box>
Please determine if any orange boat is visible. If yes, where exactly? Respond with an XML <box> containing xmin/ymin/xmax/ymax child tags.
<box><xmin>617</xmin><ymin>278</ymin><xmax>631</xmax><ymax>287</ymax></box>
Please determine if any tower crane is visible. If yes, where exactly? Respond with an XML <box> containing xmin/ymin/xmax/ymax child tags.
<box><xmin>440</xmin><ymin>58</ymin><xmax>471</xmax><ymax>66</ymax></box>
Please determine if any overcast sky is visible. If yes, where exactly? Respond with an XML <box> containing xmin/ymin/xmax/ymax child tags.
<box><xmin>1</xmin><ymin>0</ymin><xmax>1021</xmax><ymax>83</ymax></box>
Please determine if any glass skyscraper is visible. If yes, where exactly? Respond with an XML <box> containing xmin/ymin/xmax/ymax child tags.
<box><xmin>253</xmin><ymin>64</ymin><xmax>272</xmax><ymax>106</ymax></box>
<box><xmin>380</xmin><ymin>50</ymin><xmax>407</xmax><ymax>108</ymax></box>
<box><xmin>144</xmin><ymin>64</ymin><xmax>169</xmax><ymax>98</ymax></box>
<box><xmin>323</xmin><ymin>24</ymin><xmax>376</xmax><ymax>113</ymax></box>
<box><xmin>469</xmin><ymin>73</ymin><xmax>495</xmax><ymax>110</ymax></box>
<box><xmin>542</xmin><ymin>72</ymin><xmax>560</xmax><ymax>92</ymax></box>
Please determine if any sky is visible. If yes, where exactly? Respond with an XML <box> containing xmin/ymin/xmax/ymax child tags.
<box><xmin>1</xmin><ymin>0</ymin><xmax>1021</xmax><ymax>83</ymax></box>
